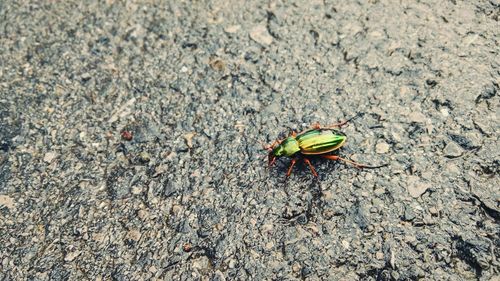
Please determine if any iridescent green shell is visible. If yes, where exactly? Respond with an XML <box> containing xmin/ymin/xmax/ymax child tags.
<box><xmin>272</xmin><ymin>129</ymin><xmax>346</xmax><ymax>157</ymax></box>
<box><xmin>296</xmin><ymin>129</ymin><xmax>346</xmax><ymax>155</ymax></box>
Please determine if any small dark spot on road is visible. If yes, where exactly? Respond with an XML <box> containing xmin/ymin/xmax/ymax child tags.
<box><xmin>426</xmin><ymin>79</ymin><xmax>438</xmax><ymax>87</ymax></box>
<box><xmin>309</xmin><ymin>30</ymin><xmax>319</xmax><ymax>45</ymax></box>
<box><xmin>475</xmin><ymin>82</ymin><xmax>498</xmax><ymax>104</ymax></box>
<box><xmin>448</xmin><ymin>134</ymin><xmax>477</xmax><ymax>151</ymax></box>
<box><xmin>182</xmin><ymin>42</ymin><xmax>198</xmax><ymax>49</ymax></box>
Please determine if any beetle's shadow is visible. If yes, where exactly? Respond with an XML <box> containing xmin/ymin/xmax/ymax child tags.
<box><xmin>274</xmin><ymin>154</ymin><xmax>344</xmax><ymax>187</ymax></box>
<box><xmin>276</xmin><ymin>165</ymin><xmax>329</xmax><ymax>226</ymax></box>
<box><xmin>274</xmin><ymin>156</ymin><xmax>342</xmax><ymax>201</ymax></box>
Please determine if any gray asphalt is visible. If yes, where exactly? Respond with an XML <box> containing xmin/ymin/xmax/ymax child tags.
<box><xmin>0</xmin><ymin>0</ymin><xmax>499</xmax><ymax>280</ymax></box>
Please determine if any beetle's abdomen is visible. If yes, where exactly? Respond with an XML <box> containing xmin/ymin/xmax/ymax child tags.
<box><xmin>297</xmin><ymin>130</ymin><xmax>346</xmax><ymax>155</ymax></box>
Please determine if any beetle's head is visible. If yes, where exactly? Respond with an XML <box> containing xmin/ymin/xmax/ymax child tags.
<box><xmin>267</xmin><ymin>144</ymin><xmax>284</xmax><ymax>166</ymax></box>
<box><xmin>266</xmin><ymin>137</ymin><xmax>300</xmax><ymax>166</ymax></box>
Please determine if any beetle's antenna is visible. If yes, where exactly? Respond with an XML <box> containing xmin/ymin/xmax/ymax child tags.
<box><xmin>359</xmin><ymin>163</ymin><xmax>389</xmax><ymax>169</ymax></box>
<box><xmin>345</xmin><ymin>112</ymin><xmax>365</xmax><ymax>123</ymax></box>
<box><xmin>260</xmin><ymin>140</ymin><xmax>275</xmax><ymax>151</ymax></box>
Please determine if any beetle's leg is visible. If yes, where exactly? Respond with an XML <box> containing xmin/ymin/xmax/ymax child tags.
<box><xmin>321</xmin><ymin>155</ymin><xmax>366</xmax><ymax>169</ymax></box>
<box><xmin>286</xmin><ymin>159</ymin><xmax>298</xmax><ymax>177</ymax></box>
<box><xmin>323</xmin><ymin>154</ymin><xmax>388</xmax><ymax>169</ymax></box>
<box><xmin>303</xmin><ymin>158</ymin><xmax>318</xmax><ymax>177</ymax></box>
<box><xmin>262</xmin><ymin>139</ymin><xmax>282</xmax><ymax>150</ymax></box>
<box><xmin>312</xmin><ymin>120</ymin><xmax>349</xmax><ymax>130</ymax></box>
<box><xmin>295</xmin><ymin>121</ymin><xmax>349</xmax><ymax>136</ymax></box>
<box><xmin>269</xmin><ymin>155</ymin><xmax>277</xmax><ymax>167</ymax></box>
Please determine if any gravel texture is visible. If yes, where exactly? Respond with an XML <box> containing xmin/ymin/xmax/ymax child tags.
<box><xmin>0</xmin><ymin>0</ymin><xmax>499</xmax><ymax>280</ymax></box>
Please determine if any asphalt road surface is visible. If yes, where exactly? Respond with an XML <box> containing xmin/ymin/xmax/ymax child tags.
<box><xmin>0</xmin><ymin>1</ymin><xmax>499</xmax><ymax>280</ymax></box>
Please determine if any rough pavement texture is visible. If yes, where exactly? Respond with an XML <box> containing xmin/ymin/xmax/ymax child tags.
<box><xmin>1</xmin><ymin>0</ymin><xmax>499</xmax><ymax>280</ymax></box>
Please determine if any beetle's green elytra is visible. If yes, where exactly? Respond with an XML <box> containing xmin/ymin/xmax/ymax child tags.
<box><xmin>264</xmin><ymin>121</ymin><xmax>385</xmax><ymax>178</ymax></box>
<box><xmin>296</xmin><ymin>129</ymin><xmax>346</xmax><ymax>155</ymax></box>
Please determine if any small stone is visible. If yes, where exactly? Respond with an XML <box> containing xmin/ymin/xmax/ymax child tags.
<box><xmin>443</xmin><ymin>142</ymin><xmax>462</xmax><ymax>158</ymax></box>
<box><xmin>341</xmin><ymin>240</ymin><xmax>350</xmax><ymax>249</ymax></box>
<box><xmin>43</xmin><ymin>152</ymin><xmax>57</xmax><ymax>163</ymax></box>
<box><xmin>184</xmin><ymin>132</ymin><xmax>196</xmax><ymax>149</ymax></box>
<box><xmin>408</xmin><ymin>182</ymin><xmax>430</xmax><ymax>198</ymax></box>
<box><xmin>423</xmin><ymin>215</ymin><xmax>435</xmax><ymax>225</ymax></box>
<box><xmin>301</xmin><ymin>266</ymin><xmax>312</xmax><ymax>278</ymax></box>
<box><xmin>375</xmin><ymin>141</ymin><xmax>390</xmax><ymax>154</ymax></box>
<box><xmin>139</xmin><ymin>152</ymin><xmax>151</xmax><ymax>163</ymax></box>
<box><xmin>183</xmin><ymin>243</ymin><xmax>192</xmax><ymax>252</ymax></box>
<box><xmin>405</xmin><ymin>235</ymin><xmax>416</xmax><ymax>243</ymax></box>
<box><xmin>64</xmin><ymin>250</ymin><xmax>81</xmax><ymax>262</ymax></box>
<box><xmin>265</xmin><ymin>241</ymin><xmax>274</xmax><ymax>250</ymax></box>
<box><xmin>429</xmin><ymin>207</ymin><xmax>439</xmax><ymax>215</ymax></box>
<box><xmin>213</xmin><ymin>270</ymin><xmax>226</xmax><ymax>281</ymax></box>
<box><xmin>138</xmin><ymin>209</ymin><xmax>149</xmax><ymax>220</ymax></box>
<box><xmin>376</xmin><ymin>252</ymin><xmax>384</xmax><ymax>259</ymax></box>
<box><xmin>215</xmin><ymin>222</ymin><xmax>224</xmax><ymax>231</ymax></box>
<box><xmin>292</xmin><ymin>262</ymin><xmax>301</xmax><ymax>273</ymax></box>
<box><xmin>131</xmin><ymin>186</ymin><xmax>142</xmax><ymax>195</ymax></box>
<box><xmin>445</xmin><ymin>163</ymin><xmax>460</xmax><ymax>176</ymax></box>
<box><xmin>415</xmin><ymin>268</ymin><xmax>426</xmax><ymax>278</ymax></box>
<box><xmin>0</xmin><ymin>195</ymin><xmax>15</xmax><ymax>209</ymax></box>
<box><xmin>322</xmin><ymin>190</ymin><xmax>333</xmax><ymax>200</ymax></box>
<box><xmin>224</xmin><ymin>25</ymin><xmax>240</xmax><ymax>33</ymax></box>
<box><xmin>192</xmin><ymin>256</ymin><xmax>210</xmax><ymax>271</ymax></box>
<box><xmin>407</xmin><ymin>176</ymin><xmax>431</xmax><ymax>198</ymax></box>
<box><xmin>171</xmin><ymin>204</ymin><xmax>182</xmax><ymax>215</ymax></box>
<box><xmin>81</xmin><ymin>72</ymin><xmax>91</xmax><ymax>81</ymax></box>
<box><xmin>149</xmin><ymin>265</ymin><xmax>157</xmax><ymax>274</ymax></box>
<box><xmin>372</xmin><ymin>198</ymin><xmax>383</xmax><ymax>207</ymax></box>
<box><xmin>209</xmin><ymin>58</ymin><xmax>225</xmax><ymax>72</ymax></box>
<box><xmin>420</xmin><ymin>171</ymin><xmax>433</xmax><ymax>181</ymax></box>
<box><xmin>404</xmin><ymin>206</ymin><xmax>415</xmax><ymax>221</ymax></box>
<box><xmin>108</xmin><ymin>98</ymin><xmax>136</xmax><ymax>123</ymax></box>
<box><xmin>367</xmin><ymin>225</ymin><xmax>374</xmax><ymax>232</ymax></box>
<box><xmin>408</xmin><ymin>111</ymin><xmax>427</xmax><ymax>123</ymax></box>
<box><xmin>306</xmin><ymin>224</ymin><xmax>320</xmax><ymax>235</ymax></box>
<box><xmin>250</xmin><ymin>25</ymin><xmax>273</xmax><ymax>45</ymax></box>
<box><xmin>127</xmin><ymin>229</ymin><xmax>141</xmax><ymax>241</ymax></box>
<box><xmin>228</xmin><ymin>258</ymin><xmax>237</xmax><ymax>269</ymax></box>
<box><xmin>92</xmin><ymin>232</ymin><xmax>105</xmax><ymax>243</ymax></box>
<box><xmin>440</xmin><ymin>108</ymin><xmax>449</xmax><ymax>117</ymax></box>
<box><xmin>261</xmin><ymin>223</ymin><xmax>273</xmax><ymax>233</ymax></box>
<box><xmin>464</xmin><ymin>132</ymin><xmax>481</xmax><ymax>149</ymax></box>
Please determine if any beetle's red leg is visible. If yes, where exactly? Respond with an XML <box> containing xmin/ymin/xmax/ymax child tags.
<box><xmin>321</xmin><ymin>155</ymin><xmax>366</xmax><ymax>169</ymax></box>
<box><xmin>286</xmin><ymin>159</ymin><xmax>298</xmax><ymax>177</ymax></box>
<box><xmin>313</xmin><ymin>120</ymin><xmax>349</xmax><ymax>130</ymax></box>
<box><xmin>303</xmin><ymin>158</ymin><xmax>318</xmax><ymax>177</ymax></box>
<box><xmin>262</xmin><ymin>139</ymin><xmax>282</xmax><ymax>150</ymax></box>
<box><xmin>311</xmin><ymin>122</ymin><xmax>321</xmax><ymax>130</ymax></box>
<box><xmin>322</xmin><ymin>155</ymin><xmax>388</xmax><ymax>169</ymax></box>
<box><xmin>296</xmin><ymin>121</ymin><xmax>349</xmax><ymax>136</ymax></box>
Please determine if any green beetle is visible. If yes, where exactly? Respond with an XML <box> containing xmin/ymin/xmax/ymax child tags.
<box><xmin>264</xmin><ymin>121</ymin><xmax>383</xmax><ymax>177</ymax></box>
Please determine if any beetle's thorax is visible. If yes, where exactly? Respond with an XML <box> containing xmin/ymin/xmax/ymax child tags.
<box><xmin>273</xmin><ymin>137</ymin><xmax>300</xmax><ymax>157</ymax></box>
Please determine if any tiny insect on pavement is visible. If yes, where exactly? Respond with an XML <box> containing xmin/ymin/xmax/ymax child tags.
<box><xmin>263</xmin><ymin>120</ymin><xmax>387</xmax><ymax>178</ymax></box>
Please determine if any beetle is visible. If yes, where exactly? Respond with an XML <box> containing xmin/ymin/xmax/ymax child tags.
<box><xmin>264</xmin><ymin>121</ymin><xmax>384</xmax><ymax>177</ymax></box>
